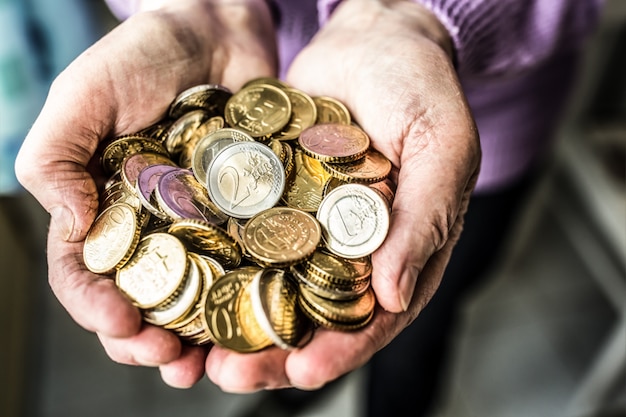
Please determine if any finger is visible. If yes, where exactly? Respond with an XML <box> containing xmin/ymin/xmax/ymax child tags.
<box><xmin>284</xmin><ymin>223</ymin><xmax>467</xmax><ymax>389</ymax></box>
<box><xmin>159</xmin><ymin>345</ymin><xmax>209</xmax><ymax>389</ymax></box>
<box><xmin>206</xmin><ymin>346</ymin><xmax>290</xmax><ymax>393</ymax></box>
<box><xmin>371</xmin><ymin>123</ymin><xmax>479</xmax><ymax>313</ymax></box>
<box><xmin>283</xmin><ymin>314</ymin><xmax>402</xmax><ymax>389</ymax></box>
<box><xmin>47</xmin><ymin>220</ymin><xmax>142</xmax><ymax>337</ymax></box>
<box><xmin>98</xmin><ymin>324</ymin><xmax>182</xmax><ymax>366</ymax></box>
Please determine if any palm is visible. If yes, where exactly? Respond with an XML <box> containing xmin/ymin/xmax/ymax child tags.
<box><xmin>205</xmin><ymin>0</ymin><xmax>480</xmax><ymax>391</ymax></box>
<box><xmin>15</xmin><ymin>0</ymin><xmax>278</xmax><ymax>388</ymax></box>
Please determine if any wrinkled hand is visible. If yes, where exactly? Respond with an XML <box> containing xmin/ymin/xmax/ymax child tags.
<box><xmin>14</xmin><ymin>0</ymin><xmax>277</xmax><ymax>388</ymax></box>
<box><xmin>205</xmin><ymin>0</ymin><xmax>481</xmax><ymax>391</ymax></box>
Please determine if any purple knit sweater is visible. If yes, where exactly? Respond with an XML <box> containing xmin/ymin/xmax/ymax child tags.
<box><xmin>105</xmin><ymin>0</ymin><xmax>603</xmax><ymax>192</ymax></box>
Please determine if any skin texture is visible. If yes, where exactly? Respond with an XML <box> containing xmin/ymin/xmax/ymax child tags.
<box><xmin>15</xmin><ymin>0</ymin><xmax>480</xmax><ymax>391</ymax></box>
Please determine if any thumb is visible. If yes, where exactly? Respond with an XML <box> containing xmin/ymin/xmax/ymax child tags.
<box><xmin>15</xmin><ymin>83</ymin><xmax>106</xmax><ymax>242</ymax></box>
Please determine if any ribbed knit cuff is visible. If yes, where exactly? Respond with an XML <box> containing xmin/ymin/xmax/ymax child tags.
<box><xmin>318</xmin><ymin>0</ymin><xmax>604</xmax><ymax>78</ymax></box>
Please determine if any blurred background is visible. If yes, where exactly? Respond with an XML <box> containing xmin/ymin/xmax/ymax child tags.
<box><xmin>0</xmin><ymin>1</ymin><xmax>624</xmax><ymax>417</ymax></box>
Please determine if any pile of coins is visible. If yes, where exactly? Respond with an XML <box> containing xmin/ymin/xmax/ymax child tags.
<box><xmin>83</xmin><ymin>78</ymin><xmax>395</xmax><ymax>353</ymax></box>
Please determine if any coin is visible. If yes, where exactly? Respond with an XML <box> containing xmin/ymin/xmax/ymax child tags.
<box><xmin>99</xmin><ymin>181</ymin><xmax>143</xmax><ymax>214</ymax></box>
<box><xmin>241</xmin><ymin>77</ymin><xmax>289</xmax><ymax>89</ymax></box>
<box><xmin>191</xmin><ymin>127</ymin><xmax>254</xmax><ymax>185</ymax></box>
<box><xmin>116</xmin><ymin>233</ymin><xmax>189</xmax><ymax>309</ymax></box>
<box><xmin>100</xmin><ymin>135</ymin><xmax>169</xmax><ymax>175</ymax></box>
<box><xmin>322</xmin><ymin>148</ymin><xmax>392</xmax><ymax>184</ymax></box>
<box><xmin>316</xmin><ymin>183</ymin><xmax>390</xmax><ymax>258</ymax></box>
<box><xmin>271</xmin><ymin>87</ymin><xmax>317</xmax><ymax>141</ymax></box>
<box><xmin>135</xmin><ymin>164</ymin><xmax>179</xmax><ymax>219</ymax></box>
<box><xmin>161</xmin><ymin>109</ymin><xmax>210</xmax><ymax>156</ymax></box>
<box><xmin>312</xmin><ymin>96</ymin><xmax>351</xmax><ymax>125</ymax></box>
<box><xmin>305</xmin><ymin>249</ymin><xmax>372</xmax><ymax>284</ymax></box>
<box><xmin>224</xmin><ymin>84</ymin><xmax>291</xmax><ymax>138</ymax></box>
<box><xmin>242</xmin><ymin>207</ymin><xmax>321</xmax><ymax>267</ymax></box>
<box><xmin>281</xmin><ymin>146</ymin><xmax>331</xmax><ymax>212</ymax></box>
<box><xmin>120</xmin><ymin>152</ymin><xmax>176</xmax><ymax>194</ymax></box>
<box><xmin>168</xmin><ymin>218</ymin><xmax>242</xmax><ymax>269</ymax></box>
<box><xmin>168</xmin><ymin>84</ymin><xmax>232</xmax><ymax>119</ymax></box>
<box><xmin>249</xmin><ymin>269</ymin><xmax>312</xmax><ymax>350</ymax></box>
<box><xmin>298</xmin><ymin>123</ymin><xmax>369</xmax><ymax>163</ymax></box>
<box><xmin>298</xmin><ymin>284</ymin><xmax>375</xmax><ymax>330</ymax></box>
<box><xmin>154</xmin><ymin>168</ymin><xmax>229</xmax><ymax>224</ymax></box>
<box><xmin>204</xmin><ymin>266</ymin><xmax>270</xmax><ymax>352</ymax></box>
<box><xmin>369</xmin><ymin>179</ymin><xmax>396</xmax><ymax>209</ymax></box>
<box><xmin>237</xmin><ymin>272</ymin><xmax>274</xmax><ymax>351</ymax></box>
<box><xmin>207</xmin><ymin>141</ymin><xmax>286</xmax><ymax>219</ymax></box>
<box><xmin>143</xmin><ymin>255</ymin><xmax>202</xmax><ymax>326</ymax></box>
<box><xmin>290</xmin><ymin>250</ymin><xmax>372</xmax><ymax>301</ymax></box>
<box><xmin>178</xmin><ymin>116</ymin><xmax>225</xmax><ymax>168</ymax></box>
<box><xmin>135</xmin><ymin>120</ymin><xmax>174</xmax><ymax>141</ymax></box>
<box><xmin>83</xmin><ymin>203</ymin><xmax>141</xmax><ymax>275</ymax></box>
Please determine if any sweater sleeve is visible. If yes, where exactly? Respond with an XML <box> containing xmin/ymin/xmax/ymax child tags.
<box><xmin>104</xmin><ymin>0</ymin><xmax>141</xmax><ymax>20</ymax></box>
<box><xmin>318</xmin><ymin>0</ymin><xmax>604</xmax><ymax>79</ymax></box>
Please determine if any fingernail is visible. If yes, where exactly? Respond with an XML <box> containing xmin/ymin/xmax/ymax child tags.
<box><xmin>398</xmin><ymin>268</ymin><xmax>418</xmax><ymax>312</ymax></box>
<box><xmin>50</xmin><ymin>206</ymin><xmax>75</xmax><ymax>241</ymax></box>
<box><xmin>291</xmin><ymin>381</ymin><xmax>325</xmax><ymax>391</ymax></box>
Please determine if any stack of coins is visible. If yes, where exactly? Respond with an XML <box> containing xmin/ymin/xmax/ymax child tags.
<box><xmin>83</xmin><ymin>78</ymin><xmax>395</xmax><ymax>353</ymax></box>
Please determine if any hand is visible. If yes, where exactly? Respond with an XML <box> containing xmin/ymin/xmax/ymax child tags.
<box><xmin>14</xmin><ymin>0</ymin><xmax>277</xmax><ymax>388</ymax></box>
<box><xmin>205</xmin><ymin>0</ymin><xmax>481</xmax><ymax>391</ymax></box>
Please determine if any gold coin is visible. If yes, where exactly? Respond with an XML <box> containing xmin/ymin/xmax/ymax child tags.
<box><xmin>99</xmin><ymin>181</ymin><xmax>143</xmax><ymax>214</ymax></box>
<box><xmin>83</xmin><ymin>203</ymin><xmax>141</xmax><ymax>275</ymax></box>
<box><xmin>237</xmin><ymin>273</ymin><xmax>274</xmax><ymax>350</ymax></box>
<box><xmin>224</xmin><ymin>84</ymin><xmax>291</xmax><ymax>138</ymax></box>
<box><xmin>168</xmin><ymin>84</ymin><xmax>232</xmax><ymax>119</ymax></box>
<box><xmin>134</xmin><ymin>120</ymin><xmax>174</xmax><ymax>141</ymax></box>
<box><xmin>312</xmin><ymin>96</ymin><xmax>351</xmax><ymax>125</ymax></box>
<box><xmin>241</xmin><ymin>77</ymin><xmax>289</xmax><ymax>89</ymax></box>
<box><xmin>168</xmin><ymin>218</ymin><xmax>243</xmax><ymax>269</ymax></box>
<box><xmin>165</xmin><ymin>255</ymin><xmax>219</xmax><ymax>346</ymax></box>
<box><xmin>100</xmin><ymin>135</ymin><xmax>169</xmax><ymax>175</ymax></box>
<box><xmin>178</xmin><ymin>116</ymin><xmax>225</xmax><ymax>168</ymax></box>
<box><xmin>281</xmin><ymin>146</ymin><xmax>331</xmax><ymax>212</ymax></box>
<box><xmin>242</xmin><ymin>207</ymin><xmax>321</xmax><ymax>267</ymax></box>
<box><xmin>316</xmin><ymin>183</ymin><xmax>390</xmax><ymax>259</ymax></box>
<box><xmin>227</xmin><ymin>217</ymin><xmax>248</xmax><ymax>257</ymax></box>
<box><xmin>116</xmin><ymin>233</ymin><xmax>189</xmax><ymax>309</ymax></box>
<box><xmin>290</xmin><ymin>253</ymin><xmax>371</xmax><ymax>301</ymax></box>
<box><xmin>305</xmin><ymin>249</ymin><xmax>372</xmax><ymax>284</ymax></box>
<box><xmin>298</xmin><ymin>284</ymin><xmax>375</xmax><ymax>330</ymax></box>
<box><xmin>271</xmin><ymin>87</ymin><xmax>317</xmax><ymax>141</ymax></box>
<box><xmin>322</xmin><ymin>148</ymin><xmax>392</xmax><ymax>184</ymax></box>
<box><xmin>143</xmin><ymin>255</ymin><xmax>202</xmax><ymax>327</ymax></box>
<box><xmin>161</xmin><ymin>109</ymin><xmax>209</xmax><ymax>156</ymax></box>
<box><xmin>250</xmin><ymin>269</ymin><xmax>312</xmax><ymax>350</ymax></box>
<box><xmin>204</xmin><ymin>266</ymin><xmax>269</xmax><ymax>353</ymax></box>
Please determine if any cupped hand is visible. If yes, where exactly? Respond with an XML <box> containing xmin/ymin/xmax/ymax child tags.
<box><xmin>14</xmin><ymin>0</ymin><xmax>277</xmax><ymax>388</ymax></box>
<box><xmin>205</xmin><ymin>0</ymin><xmax>481</xmax><ymax>392</ymax></box>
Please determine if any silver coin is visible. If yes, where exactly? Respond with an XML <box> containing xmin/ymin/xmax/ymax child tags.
<box><xmin>207</xmin><ymin>141</ymin><xmax>286</xmax><ymax>219</ymax></box>
<box><xmin>191</xmin><ymin>128</ymin><xmax>254</xmax><ymax>185</ymax></box>
<box><xmin>316</xmin><ymin>183</ymin><xmax>390</xmax><ymax>258</ymax></box>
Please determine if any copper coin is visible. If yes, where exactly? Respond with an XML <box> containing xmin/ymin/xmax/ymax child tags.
<box><xmin>298</xmin><ymin>123</ymin><xmax>370</xmax><ymax>163</ymax></box>
<box><xmin>322</xmin><ymin>148</ymin><xmax>392</xmax><ymax>184</ymax></box>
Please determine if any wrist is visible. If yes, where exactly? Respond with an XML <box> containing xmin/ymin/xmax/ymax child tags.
<box><xmin>324</xmin><ymin>0</ymin><xmax>454</xmax><ymax>62</ymax></box>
